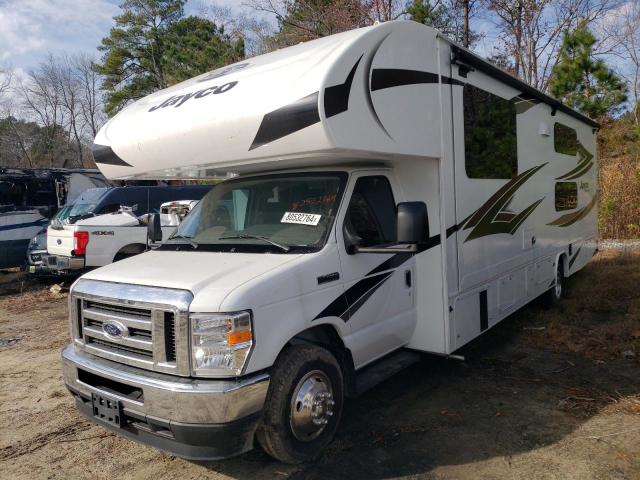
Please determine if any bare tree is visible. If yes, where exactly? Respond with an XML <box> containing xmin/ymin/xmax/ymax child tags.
<box><xmin>75</xmin><ymin>54</ymin><xmax>106</xmax><ymax>138</ymax></box>
<box><xmin>20</xmin><ymin>57</ymin><xmax>66</xmax><ymax>167</ymax></box>
<box><xmin>201</xmin><ymin>3</ymin><xmax>279</xmax><ymax>56</ymax></box>
<box><xmin>245</xmin><ymin>0</ymin><xmax>373</xmax><ymax>47</ymax></box>
<box><xmin>483</xmin><ymin>0</ymin><xmax>622</xmax><ymax>90</ymax></box>
<box><xmin>15</xmin><ymin>53</ymin><xmax>104</xmax><ymax>168</ymax></box>
<box><xmin>602</xmin><ymin>1</ymin><xmax>640</xmax><ymax>124</ymax></box>
<box><xmin>0</xmin><ymin>66</ymin><xmax>12</xmax><ymax>102</ymax></box>
<box><xmin>364</xmin><ymin>0</ymin><xmax>406</xmax><ymax>21</ymax></box>
<box><xmin>54</xmin><ymin>55</ymin><xmax>85</xmax><ymax>167</ymax></box>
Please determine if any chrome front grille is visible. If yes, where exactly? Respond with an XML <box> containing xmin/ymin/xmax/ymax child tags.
<box><xmin>82</xmin><ymin>300</ymin><xmax>154</xmax><ymax>361</ymax></box>
<box><xmin>70</xmin><ymin>279</ymin><xmax>193</xmax><ymax>376</ymax></box>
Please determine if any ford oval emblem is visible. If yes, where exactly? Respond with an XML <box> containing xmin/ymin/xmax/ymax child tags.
<box><xmin>102</xmin><ymin>320</ymin><xmax>129</xmax><ymax>339</ymax></box>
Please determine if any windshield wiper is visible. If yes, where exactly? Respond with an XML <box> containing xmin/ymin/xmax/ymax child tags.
<box><xmin>168</xmin><ymin>234</ymin><xmax>198</xmax><ymax>248</ymax></box>
<box><xmin>219</xmin><ymin>234</ymin><xmax>290</xmax><ymax>252</ymax></box>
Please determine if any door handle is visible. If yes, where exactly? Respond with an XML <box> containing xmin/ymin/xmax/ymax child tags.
<box><xmin>405</xmin><ymin>269</ymin><xmax>412</xmax><ymax>288</ymax></box>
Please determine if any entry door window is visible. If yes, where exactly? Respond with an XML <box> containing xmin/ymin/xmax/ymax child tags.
<box><xmin>344</xmin><ymin>176</ymin><xmax>396</xmax><ymax>247</ymax></box>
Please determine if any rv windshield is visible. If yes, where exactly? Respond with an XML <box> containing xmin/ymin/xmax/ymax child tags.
<box><xmin>168</xmin><ymin>173</ymin><xmax>347</xmax><ymax>252</ymax></box>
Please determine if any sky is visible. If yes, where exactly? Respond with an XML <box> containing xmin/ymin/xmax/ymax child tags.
<box><xmin>0</xmin><ymin>0</ymin><xmax>633</xmax><ymax>100</ymax></box>
<box><xmin>0</xmin><ymin>0</ymin><xmax>252</xmax><ymax>83</ymax></box>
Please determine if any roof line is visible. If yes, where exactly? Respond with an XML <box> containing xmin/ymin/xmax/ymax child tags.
<box><xmin>449</xmin><ymin>45</ymin><xmax>600</xmax><ymax>129</ymax></box>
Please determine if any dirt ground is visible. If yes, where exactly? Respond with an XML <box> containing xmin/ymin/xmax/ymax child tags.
<box><xmin>1</xmin><ymin>250</ymin><xmax>639</xmax><ymax>480</ymax></box>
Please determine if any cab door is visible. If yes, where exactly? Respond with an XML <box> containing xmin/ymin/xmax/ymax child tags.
<box><xmin>336</xmin><ymin>173</ymin><xmax>416</xmax><ymax>368</ymax></box>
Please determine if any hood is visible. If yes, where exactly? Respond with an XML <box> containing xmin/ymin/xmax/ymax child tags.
<box><xmin>81</xmin><ymin>249</ymin><xmax>302</xmax><ymax>307</ymax></box>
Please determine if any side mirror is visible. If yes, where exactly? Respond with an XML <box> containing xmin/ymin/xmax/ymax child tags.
<box><xmin>147</xmin><ymin>213</ymin><xmax>162</xmax><ymax>243</ymax></box>
<box><xmin>397</xmin><ymin>202</ymin><xmax>429</xmax><ymax>244</ymax></box>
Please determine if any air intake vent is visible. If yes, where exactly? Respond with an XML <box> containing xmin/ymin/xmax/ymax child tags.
<box><xmin>164</xmin><ymin>312</ymin><xmax>176</xmax><ymax>362</ymax></box>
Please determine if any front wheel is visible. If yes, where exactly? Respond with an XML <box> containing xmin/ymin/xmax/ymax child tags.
<box><xmin>257</xmin><ymin>344</ymin><xmax>344</xmax><ymax>463</ymax></box>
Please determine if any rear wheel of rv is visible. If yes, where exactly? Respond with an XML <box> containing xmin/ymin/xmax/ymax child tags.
<box><xmin>542</xmin><ymin>261</ymin><xmax>564</xmax><ymax>309</ymax></box>
<box><xmin>257</xmin><ymin>344</ymin><xmax>344</xmax><ymax>463</ymax></box>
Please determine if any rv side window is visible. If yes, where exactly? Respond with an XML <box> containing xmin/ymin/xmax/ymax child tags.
<box><xmin>345</xmin><ymin>176</ymin><xmax>396</xmax><ymax>247</ymax></box>
<box><xmin>463</xmin><ymin>84</ymin><xmax>518</xmax><ymax>179</ymax></box>
<box><xmin>554</xmin><ymin>123</ymin><xmax>578</xmax><ymax>155</ymax></box>
<box><xmin>555</xmin><ymin>182</ymin><xmax>578</xmax><ymax>211</ymax></box>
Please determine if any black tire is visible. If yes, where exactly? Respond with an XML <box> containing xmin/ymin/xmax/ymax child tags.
<box><xmin>542</xmin><ymin>260</ymin><xmax>564</xmax><ymax>309</ymax></box>
<box><xmin>113</xmin><ymin>253</ymin><xmax>133</xmax><ymax>262</ymax></box>
<box><xmin>257</xmin><ymin>344</ymin><xmax>344</xmax><ymax>463</ymax></box>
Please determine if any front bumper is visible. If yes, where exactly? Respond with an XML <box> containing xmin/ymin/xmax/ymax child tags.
<box><xmin>61</xmin><ymin>345</ymin><xmax>270</xmax><ymax>460</ymax></box>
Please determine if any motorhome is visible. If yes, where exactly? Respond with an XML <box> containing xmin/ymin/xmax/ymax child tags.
<box><xmin>61</xmin><ymin>21</ymin><xmax>598</xmax><ymax>463</ymax></box>
<box><xmin>0</xmin><ymin>168</ymin><xmax>110</xmax><ymax>269</ymax></box>
<box><xmin>42</xmin><ymin>185</ymin><xmax>211</xmax><ymax>273</ymax></box>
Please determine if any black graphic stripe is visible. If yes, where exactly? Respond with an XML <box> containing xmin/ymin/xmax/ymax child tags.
<box><xmin>314</xmin><ymin>293</ymin><xmax>350</xmax><ymax>320</ymax></box>
<box><xmin>313</xmin><ymin>271</ymin><xmax>392</xmax><ymax>321</ymax></box>
<box><xmin>371</xmin><ymin>69</ymin><xmax>439</xmax><ymax>91</ymax></box>
<box><xmin>442</xmin><ymin>76</ymin><xmax>466</xmax><ymax>87</ymax></box>
<box><xmin>569</xmin><ymin>246</ymin><xmax>582</xmax><ymax>269</ymax></box>
<box><xmin>0</xmin><ymin>218</ymin><xmax>47</xmax><ymax>232</ymax></box>
<box><xmin>365</xmin><ymin>234</ymin><xmax>442</xmax><ymax>276</ymax></box>
<box><xmin>249</xmin><ymin>92</ymin><xmax>320</xmax><ymax>150</ymax></box>
<box><xmin>324</xmin><ymin>57</ymin><xmax>362</xmax><ymax>118</ymax></box>
<box><xmin>342</xmin><ymin>274</ymin><xmax>392</xmax><ymax>321</ymax></box>
<box><xmin>367</xmin><ymin>252</ymin><xmax>414</xmax><ymax>276</ymax></box>
<box><xmin>371</xmin><ymin>69</ymin><xmax>465</xmax><ymax>91</ymax></box>
<box><xmin>363</xmin><ymin>33</ymin><xmax>393</xmax><ymax>139</ymax></box>
<box><xmin>313</xmin><ymin>233</ymin><xmax>445</xmax><ymax>322</ymax></box>
<box><xmin>92</xmin><ymin>144</ymin><xmax>132</xmax><ymax>167</ymax></box>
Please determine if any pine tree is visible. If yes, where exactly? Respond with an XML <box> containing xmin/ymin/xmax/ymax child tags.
<box><xmin>549</xmin><ymin>23</ymin><xmax>627</xmax><ymax>120</ymax></box>
<box><xmin>406</xmin><ymin>0</ymin><xmax>476</xmax><ymax>47</ymax></box>
<box><xmin>96</xmin><ymin>0</ymin><xmax>244</xmax><ymax>115</ymax></box>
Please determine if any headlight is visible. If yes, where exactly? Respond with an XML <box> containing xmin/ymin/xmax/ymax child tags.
<box><xmin>190</xmin><ymin>311</ymin><xmax>253</xmax><ymax>376</ymax></box>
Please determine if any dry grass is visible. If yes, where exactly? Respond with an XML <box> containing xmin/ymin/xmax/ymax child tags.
<box><xmin>520</xmin><ymin>249</ymin><xmax>640</xmax><ymax>363</ymax></box>
<box><xmin>597</xmin><ymin>118</ymin><xmax>640</xmax><ymax>240</ymax></box>
<box><xmin>603</xmin><ymin>394</ymin><xmax>640</xmax><ymax>416</ymax></box>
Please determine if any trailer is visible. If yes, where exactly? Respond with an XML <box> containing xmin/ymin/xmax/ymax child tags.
<box><xmin>0</xmin><ymin>168</ymin><xmax>110</xmax><ymax>269</ymax></box>
<box><xmin>61</xmin><ymin>21</ymin><xmax>598</xmax><ymax>463</ymax></box>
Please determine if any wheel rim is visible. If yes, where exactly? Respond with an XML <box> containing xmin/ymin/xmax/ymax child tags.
<box><xmin>555</xmin><ymin>270</ymin><xmax>562</xmax><ymax>299</ymax></box>
<box><xmin>289</xmin><ymin>370</ymin><xmax>335</xmax><ymax>442</ymax></box>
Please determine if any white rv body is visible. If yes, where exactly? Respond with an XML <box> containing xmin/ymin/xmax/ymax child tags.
<box><xmin>62</xmin><ymin>21</ymin><xmax>598</xmax><ymax>461</ymax></box>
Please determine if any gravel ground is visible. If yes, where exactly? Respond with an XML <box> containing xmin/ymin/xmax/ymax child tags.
<box><xmin>1</xmin><ymin>251</ymin><xmax>639</xmax><ymax>479</ymax></box>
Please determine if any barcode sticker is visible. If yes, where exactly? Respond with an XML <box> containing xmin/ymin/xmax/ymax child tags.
<box><xmin>281</xmin><ymin>212</ymin><xmax>321</xmax><ymax>226</ymax></box>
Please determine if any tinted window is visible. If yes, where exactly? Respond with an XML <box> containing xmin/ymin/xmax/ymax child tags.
<box><xmin>463</xmin><ymin>84</ymin><xmax>518</xmax><ymax>179</ymax></box>
<box><xmin>344</xmin><ymin>176</ymin><xmax>396</xmax><ymax>246</ymax></box>
<box><xmin>555</xmin><ymin>182</ymin><xmax>577</xmax><ymax>211</ymax></box>
<box><xmin>554</xmin><ymin>123</ymin><xmax>578</xmax><ymax>155</ymax></box>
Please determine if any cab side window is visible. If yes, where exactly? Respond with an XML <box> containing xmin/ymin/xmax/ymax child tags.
<box><xmin>345</xmin><ymin>176</ymin><xmax>396</xmax><ymax>247</ymax></box>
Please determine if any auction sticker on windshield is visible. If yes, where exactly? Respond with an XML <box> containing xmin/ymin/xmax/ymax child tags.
<box><xmin>281</xmin><ymin>212</ymin><xmax>321</xmax><ymax>226</ymax></box>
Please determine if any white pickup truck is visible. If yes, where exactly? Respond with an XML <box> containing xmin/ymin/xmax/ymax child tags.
<box><xmin>45</xmin><ymin>200</ymin><xmax>199</xmax><ymax>273</ymax></box>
